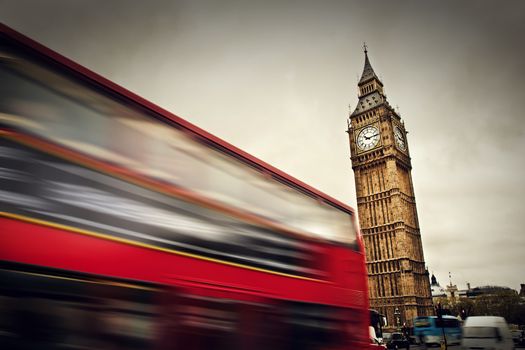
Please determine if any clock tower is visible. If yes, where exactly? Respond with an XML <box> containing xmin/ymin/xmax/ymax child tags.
<box><xmin>347</xmin><ymin>47</ymin><xmax>433</xmax><ymax>326</ymax></box>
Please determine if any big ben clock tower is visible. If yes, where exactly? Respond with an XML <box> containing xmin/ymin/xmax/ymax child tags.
<box><xmin>347</xmin><ymin>46</ymin><xmax>433</xmax><ymax>326</ymax></box>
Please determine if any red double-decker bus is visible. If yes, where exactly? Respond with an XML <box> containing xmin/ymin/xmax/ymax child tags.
<box><xmin>0</xmin><ymin>23</ymin><xmax>370</xmax><ymax>349</ymax></box>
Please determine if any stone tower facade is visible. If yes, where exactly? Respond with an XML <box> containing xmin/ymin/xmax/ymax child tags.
<box><xmin>347</xmin><ymin>48</ymin><xmax>433</xmax><ymax>327</ymax></box>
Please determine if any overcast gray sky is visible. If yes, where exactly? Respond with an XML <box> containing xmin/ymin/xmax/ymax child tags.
<box><xmin>2</xmin><ymin>0</ymin><xmax>524</xmax><ymax>291</ymax></box>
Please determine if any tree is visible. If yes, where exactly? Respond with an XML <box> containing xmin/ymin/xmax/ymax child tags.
<box><xmin>436</xmin><ymin>289</ymin><xmax>525</xmax><ymax>325</ymax></box>
<box><xmin>435</xmin><ymin>297</ymin><xmax>474</xmax><ymax>320</ymax></box>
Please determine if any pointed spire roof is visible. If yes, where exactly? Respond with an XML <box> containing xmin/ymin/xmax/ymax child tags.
<box><xmin>349</xmin><ymin>44</ymin><xmax>392</xmax><ymax>117</ymax></box>
<box><xmin>431</xmin><ymin>274</ymin><xmax>438</xmax><ymax>285</ymax></box>
<box><xmin>359</xmin><ymin>44</ymin><xmax>381</xmax><ymax>86</ymax></box>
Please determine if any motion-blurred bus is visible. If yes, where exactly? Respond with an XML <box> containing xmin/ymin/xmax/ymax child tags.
<box><xmin>413</xmin><ymin>315</ymin><xmax>462</xmax><ymax>346</ymax></box>
<box><xmin>0</xmin><ymin>24</ymin><xmax>371</xmax><ymax>349</ymax></box>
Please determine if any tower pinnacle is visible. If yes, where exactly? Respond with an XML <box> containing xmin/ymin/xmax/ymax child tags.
<box><xmin>351</xmin><ymin>47</ymin><xmax>386</xmax><ymax>117</ymax></box>
<box><xmin>359</xmin><ymin>45</ymin><xmax>381</xmax><ymax>86</ymax></box>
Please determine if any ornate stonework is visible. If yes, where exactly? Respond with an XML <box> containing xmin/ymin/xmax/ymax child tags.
<box><xmin>347</xmin><ymin>48</ymin><xmax>433</xmax><ymax>327</ymax></box>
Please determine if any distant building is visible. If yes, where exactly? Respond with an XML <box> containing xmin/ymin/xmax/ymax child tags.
<box><xmin>430</xmin><ymin>274</ymin><xmax>464</xmax><ymax>303</ymax></box>
<box><xmin>430</xmin><ymin>274</ymin><xmax>446</xmax><ymax>303</ymax></box>
<box><xmin>446</xmin><ymin>283</ymin><xmax>459</xmax><ymax>301</ymax></box>
<box><xmin>430</xmin><ymin>274</ymin><xmax>522</xmax><ymax>317</ymax></box>
<box><xmin>458</xmin><ymin>287</ymin><xmax>468</xmax><ymax>298</ymax></box>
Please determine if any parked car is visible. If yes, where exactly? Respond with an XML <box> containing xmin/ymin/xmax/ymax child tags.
<box><xmin>461</xmin><ymin>316</ymin><xmax>514</xmax><ymax>350</ymax></box>
<box><xmin>386</xmin><ymin>332</ymin><xmax>410</xmax><ymax>350</ymax></box>
<box><xmin>382</xmin><ymin>332</ymin><xmax>392</xmax><ymax>343</ymax></box>
<box><xmin>511</xmin><ymin>329</ymin><xmax>524</xmax><ymax>346</ymax></box>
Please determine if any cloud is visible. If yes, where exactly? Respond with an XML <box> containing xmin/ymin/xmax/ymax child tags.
<box><xmin>2</xmin><ymin>0</ymin><xmax>524</xmax><ymax>290</ymax></box>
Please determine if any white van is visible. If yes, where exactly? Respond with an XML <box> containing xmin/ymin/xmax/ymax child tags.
<box><xmin>461</xmin><ymin>316</ymin><xmax>514</xmax><ymax>350</ymax></box>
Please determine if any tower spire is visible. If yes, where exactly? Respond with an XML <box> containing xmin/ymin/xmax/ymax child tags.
<box><xmin>359</xmin><ymin>44</ymin><xmax>380</xmax><ymax>86</ymax></box>
<box><xmin>350</xmin><ymin>44</ymin><xmax>386</xmax><ymax>117</ymax></box>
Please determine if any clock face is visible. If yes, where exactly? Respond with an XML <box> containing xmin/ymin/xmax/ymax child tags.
<box><xmin>393</xmin><ymin>125</ymin><xmax>406</xmax><ymax>150</ymax></box>
<box><xmin>356</xmin><ymin>125</ymin><xmax>380</xmax><ymax>151</ymax></box>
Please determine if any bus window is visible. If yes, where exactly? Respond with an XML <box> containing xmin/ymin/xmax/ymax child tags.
<box><xmin>0</xmin><ymin>267</ymin><xmax>159</xmax><ymax>350</ymax></box>
<box><xmin>414</xmin><ymin>317</ymin><xmax>431</xmax><ymax>328</ymax></box>
<box><xmin>436</xmin><ymin>318</ymin><xmax>460</xmax><ymax>328</ymax></box>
